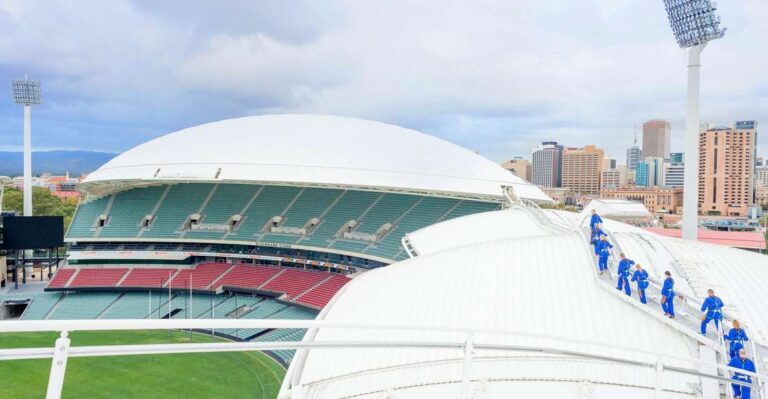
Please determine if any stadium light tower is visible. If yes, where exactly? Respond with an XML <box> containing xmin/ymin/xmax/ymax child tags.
<box><xmin>10</xmin><ymin>76</ymin><xmax>41</xmax><ymax>217</ymax></box>
<box><xmin>662</xmin><ymin>0</ymin><xmax>725</xmax><ymax>241</ymax></box>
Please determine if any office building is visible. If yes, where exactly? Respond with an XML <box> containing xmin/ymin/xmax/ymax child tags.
<box><xmin>642</xmin><ymin>119</ymin><xmax>671</xmax><ymax>159</ymax></box>
<box><xmin>600</xmin><ymin>186</ymin><xmax>683</xmax><ymax>215</ymax></box>
<box><xmin>699</xmin><ymin>121</ymin><xmax>757</xmax><ymax>216</ymax></box>
<box><xmin>670</xmin><ymin>152</ymin><xmax>684</xmax><ymax>164</ymax></box>
<box><xmin>501</xmin><ymin>157</ymin><xmax>532</xmax><ymax>181</ymax></box>
<box><xmin>561</xmin><ymin>145</ymin><xmax>604</xmax><ymax>195</ymax></box>
<box><xmin>531</xmin><ymin>142</ymin><xmax>563</xmax><ymax>188</ymax></box>
<box><xmin>601</xmin><ymin>167</ymin><xmax>627</xmax><ymax>189</ymax></box>
<box><xmin>635</xmin><ymin>157</ymin><xmax>664</xmax><ymax>187</ymax></box>
<box><xmin>663</xmin><ymin>162</ymin><xmax>684</xmax><ymax>188</ymax></box>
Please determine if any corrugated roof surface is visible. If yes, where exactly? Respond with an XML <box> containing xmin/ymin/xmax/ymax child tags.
<box><xmin>291</xmin><ymin>210</ymin><xmax>698</xmax><ymax>397</ymax></box>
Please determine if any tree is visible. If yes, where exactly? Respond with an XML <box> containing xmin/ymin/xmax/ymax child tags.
<box><xmin>2</xmin><ymin>187</ymin><xmax>77</xmax><ymax>232</ymax></box>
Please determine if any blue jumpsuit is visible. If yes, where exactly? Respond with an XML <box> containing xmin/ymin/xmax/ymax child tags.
<box><xmin>591</xmin><ymin>228</ymin><xmax>606</xmax><ymax>255</ymax></box>
<box><xmin>631</xmin><ymin>269</ymin><xmax>649</xmax><ymax>304</ymax></box>
<box><xmin>661</xmin><ymin>276</ymin><xmax>675</xmax><ymax>317</ymax></box>
<box><xmin>728</xmin><ymin>356</ymin><xmax>756</xmax><ymax>399</ymax></box>
<box><xmin>589</xmin><ymin>213</ymin><xmax>603</xmax><ymax>229</ymax></box>
<box><xmin>700</xmin><ymin>295</ymin><xmax>724</xmax><ymax>335</ymax></box>
<box><xmin>725</xmin><ymin>328</ymin><xmax>749</xmax><ymax>359</ymax></box>
<box><xmin>616</xmin><ymin>258</ymin><xmax>635</xmax><ymax>296</ymax></box>
<box><xmin>597</xmin><ymin>240</ymin><xmax>612</xmax><ymax>272</ymax></box>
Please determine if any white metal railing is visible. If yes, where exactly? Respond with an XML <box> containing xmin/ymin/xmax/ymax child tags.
<box><xmin>0</xmin><ymin>319</ymin><xmax>765</xmax><ymax>399</ymax></box>
<box><xmin>587</xmin><ymin>222</ymin><xmax>765</xmax><ymax>399</ymax></box>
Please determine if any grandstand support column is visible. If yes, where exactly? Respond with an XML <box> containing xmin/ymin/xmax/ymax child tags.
<box><xmin>46</xmin><ymin>331</ymin><xmax>71</xmax><ymax>399</ymax></box>
<box><xmin>459</xmin><ymin>333</ymin><xmax>474</xmax><ymax>399</ymax></box>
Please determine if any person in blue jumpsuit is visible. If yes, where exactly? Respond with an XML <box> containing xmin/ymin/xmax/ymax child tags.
<box><xmin>589</xmin><ymin>209</ymin><xmax>603</xmax><ymax>230</ymax></box>
<box><xmin>700</xmin><ymin>288</ymin><xmax>724</xmax><ymax>335</ymax></box>
<box><xmin>616</xmin><ymin>253</ymin><xmax>634</xmax><ymax>295</ymax></box>
<box><xmin>728</xmin><ymin>348</ymin><xmax>756</xmax><ymax>399</ymax></box>
<box><xmin>597</xmin><ymin>236</ymin><xmax>612</xmax><ymax>274</ymax></box>
<box><xmin>725</xmin><ymin>320</ymin><xmax>749</xmax><ymax>359</ymax></box>
<box><xmin>661</xmin><ymin>271</ymin><xmax>675</xmax><ymax>318</ymax></box>
<box><xmin>631</xmin><ymin>264</ymin><xmax>649</xmax><ymax>304</ymax></box>
<box><xmin>591</xmin><ymin>224</ymin><xmax>606</xmax><ymax>255</ymax></box>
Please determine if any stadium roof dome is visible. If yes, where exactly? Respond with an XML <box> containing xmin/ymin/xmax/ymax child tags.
<box><xmin>282</xmin><ymin>207</ymin><xmax>716</xmax><ymax>398</ymax></box>
<box><xmin>81</xmin><ymin>114</ymin><xmax>549</xmax><ymax>202</ymax></box>
<box><xmin>282</xmin><ymin>207</ymin><xmax>768</xmax><ymax>398</ymax></box>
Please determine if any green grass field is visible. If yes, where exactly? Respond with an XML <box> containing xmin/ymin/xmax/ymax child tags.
<box><xmin>0</xmin><ymin>330</ymin><xmax>285</xmax><ymax>399</ymax></box>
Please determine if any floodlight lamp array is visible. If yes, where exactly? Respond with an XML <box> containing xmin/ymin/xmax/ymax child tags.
<box><xmin>11</xmin><ymin>79</ymin><xmax>42</xmax><ymax>105</ymax></box>
<box><xmin>663</xmin><ymin>0</ymin><xmax>726</xmax><ymax>48</ymax></box>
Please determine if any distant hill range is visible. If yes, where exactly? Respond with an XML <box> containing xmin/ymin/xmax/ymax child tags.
<box><xmin>0</xmin><ymin>150</ymin><xmax>116</xmax><ymax>176</ymax></box>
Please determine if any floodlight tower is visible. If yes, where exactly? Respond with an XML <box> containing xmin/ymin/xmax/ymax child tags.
<box><xmin>10</xmin><ymin>76</ymin><xmax>41</xmax><ymax>217</ymax></box>
<box><xmin>662</xmin><ymin>0</ymin><xmax>725</xmax><ymax>241</ymax></box>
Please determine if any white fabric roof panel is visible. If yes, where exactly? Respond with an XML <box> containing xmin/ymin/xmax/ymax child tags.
<box><xmin>405</xmin><ymin>208</ymin><xmax>550</xmax><ymax>256</ymax></box>
<box><xmin>581</xmin><ymin>199</ymin><xmax>651</xmax><ymax>219</ymax></box>
<box><xmin>81</xmin><ymin>114</ymin><xmax>550</xmax><ymax>202</ymax></box>
<box><xmin>289</xmin><ymin>210</ymin><xmax>699</xmax><ymax>398</ymax></box>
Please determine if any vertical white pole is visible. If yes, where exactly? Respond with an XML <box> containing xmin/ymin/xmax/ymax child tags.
<box><xmin>683</xmin><ymin>43</ymin><xmax>706</xmax><ymax>241</ymax></box>
<box><xmin>459</xmin><ymin>333</ymin><xmax>474</xmax><ymax>399</ymax></box>
<box><xmin>46</xmin><ymin>331</ymin><xmax>70</xmax><ymax>399</ymax></box>
<box><xmin>23</xmin><ymin>105</ymin><xmax>33</xmax><ymax>216</ymax></box>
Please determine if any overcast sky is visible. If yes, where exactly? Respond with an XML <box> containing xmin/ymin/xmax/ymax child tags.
<box><xmin>0</xmin><ymin>0</ymin><xmax>765</xmax><ymax>164</ymax></box>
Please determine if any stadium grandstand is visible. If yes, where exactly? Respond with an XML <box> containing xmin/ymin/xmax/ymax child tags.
<box><xmin>2</xmin><ymin>114</ymin><xmax>548</xmax><ymax>372</ymax></box>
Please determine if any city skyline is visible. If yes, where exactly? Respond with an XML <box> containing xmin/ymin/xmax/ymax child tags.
<box><xmin>0</xmin><ymin>1</ymin><xmax>766</xmax><ymax>164</ymax></box>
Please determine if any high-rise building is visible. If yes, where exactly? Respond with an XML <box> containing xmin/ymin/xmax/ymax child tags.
<box><xmin>642</xmin><ymin>119</ymin><xmax>671</xmax><ymax>159</ymax></box>
<box><xmin>600</xmin><ymin>186</ymin><xmax>682</xmax><ymax>215</ymax></box>
<box><xmin>561</xmin><ymin>145</ymin><xmax>604</xmax><ymax>195</ymax></box>
<box><xmin>602</xmin><ymin>158</ymin><xmax>616</xmax><ymax>170</ymax></box>
<box><xmin>699</xmin><ymin>121</ymin><xmax>757</xmax><ymax>216</ymax></box>
<box><xmin>601</xmin><ymin>167</ymin><xmax>627</xmax><ymax>189</ymax></box>
<box><xmin>670</xmin><ymin>152</ymin><xmax>684</xmax><ymax>164</ymax></box>
<box><xmin>531</xmin><ymin>142</ymin><xmax>563</xmax><ymax>188</ymax></box>
<box><xmin>626</xmin><ymin>127</ymin><xmax>642</xmax><ymax>171</ymax></box>
<box><xmin>755</xmin><ymin>166</ymin><xmax>768</xmax><ymax>188</ymax></box>
<box><xmin>663</xmin><ymin>162</ymin><xmax>684</xmax><ymax>188</ymax></box>
<box><xmin>500</xmin><ymin>157</ymin><xmax>532</xmax><ymax>181</ymax></box>
<box><xmin>756</xmin><ymin>157</ymin><xmax>764</xmax><ymax>167</ymax></box>
<box><xmin>635</xmin><ymin>157</ymin><xmax>664</xmax><ymax>187</ymax></box>
<box><xmin>635</xmin><ymin>162</ymin><xmax>649</xmax><ymax>187</ymax></box>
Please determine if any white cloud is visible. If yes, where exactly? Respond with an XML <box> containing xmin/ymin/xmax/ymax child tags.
<box><xmin>0</xmin><ymin>0</ymin><xmax>765</xmax><ymax>162</ymax></box>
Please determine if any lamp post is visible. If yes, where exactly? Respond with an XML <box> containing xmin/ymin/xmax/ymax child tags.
<box><xmin>662</xmin><ymin>0</ymin><xmax>725</xmax><ymax>241</ymax></box>
<box><xmin>10</xmin><ymin>76</ymin><xmax>42</xmax><ymax>217</ymax></box>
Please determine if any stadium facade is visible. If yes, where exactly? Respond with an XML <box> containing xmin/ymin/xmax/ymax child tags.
<box><xmin>66</xmin><ymin>114</ymin><xmax>548</xmax><ymax>268</ymax></box>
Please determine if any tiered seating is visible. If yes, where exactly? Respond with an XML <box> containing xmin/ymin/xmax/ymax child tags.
<box><xmin>186</xmin><ymin>184</ymin><xmax>261</xmax><ymax>240</ymax></box>
<box><xmin>48</xmin><ymin>292</ymin><xmax>120</xmax><ymax>320</ymax></box>
<box><xmin>143</xmin><ymin>183</ymin><xmax>215</xmax><ymax>238</ymax></box>
<box><xmin>169</xmin><ymin>263</ymin><xmax>231</xmax><ymax>289</ymax></box>
<box><xmin>262</xmin><ymin>269</ymin><xmax>330</xmax><ymax>299</ymax></box>
<box><xmin>20</xmin><ymin>292</ymin><xmax>62</xmax><ymax>320</ymax></box>
<box><xmin>355</xmin><ymin>193</ymin><xmax>419</xmax><ymax>234</ymax></box>
<box><xmin>441</xmin><ymin>200</ymin><xmax>500</xmax><ymax>220</ymax></box>
<box><xmin>48</xmin><ymin>268</ymin><xmax>76</xmax><ymax>288</ymax></box>
<box><xmin>219</xmin><ymin>298</ymin><xmax>287</xmax><ymax>339</ymax></box>
<box><xmin>297</xmin><ymin>190</ymin><xmax>381</xmax><ymax>248</ymax></box>
<box><xmin>296</xmin><ymin>274</ymin><xmax>351</xmax><ymax>308</ymax></box>
<box><xmin>253</xmin><ymin>329</ymin><xmax>308</xmax><ymax>364</ymax></box>
<box><xmin>100</xmin><ymin>292</ymin><xmax>151</xmax><ymax>319</ymax></box>
<box><xmin>281</xmin><ymin>188</ymin><xmax>342</xmax><ymax>228</ymax></box>
<box><xmin>67</xmin><ymin>183</ymin><xmax>503</xmax><ymax>261</ymax></box>
<box><xmin>99</xmin><ymin>186</ymin><xmax>165</xmax><ymax>238</ymax></box>
<box><xmin>68</xmin><ymin>268</ymin><xmax>128</xmax><ymax>287</ymax></box>
<box><xmin>119</xmin><ymin>268</ymin><xmax>178</xmax><ymax>287</ymax></box>
<box><xmin>67</xmin><ymin>195</ymin><xmax>112</xmax><ymax>238</ymax></box>
<box><xmin>193</xmin><ymin>295</ymin><xmax>255</xmax><ymax>319</ymax></box>
<box><xmin>229</xmin><ymin>186</ymin><xmax>301</xmax><ymax>240</ymax></box>
<box><xmin>365</xmin><ymin>196</ymin><xmax>460</xmax><ymax>260</ymax></box>
<box><xmin>212</xmin><ymin>265</ymin><xmax>283</xmax><ymax>290</ymax></box>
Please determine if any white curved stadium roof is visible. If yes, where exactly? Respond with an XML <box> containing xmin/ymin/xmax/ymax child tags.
<box><xmin>81</xmin><ymin>114</ymin><xmax>549</xmax><ymax>202</ymax></box>
<box><xmin>283</xmin><ymin>207</ymin><xmax>707</xmax><ymax>398</ymax></box>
